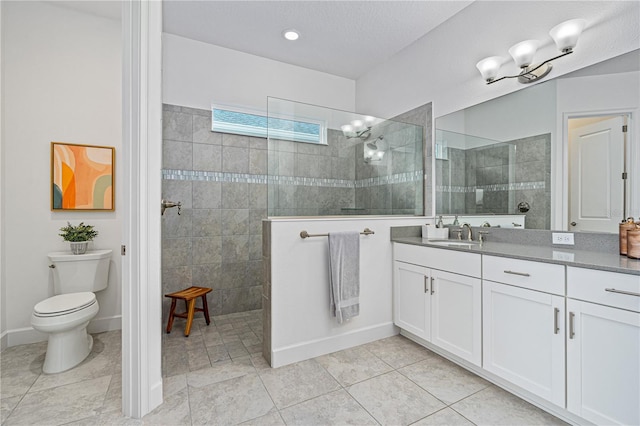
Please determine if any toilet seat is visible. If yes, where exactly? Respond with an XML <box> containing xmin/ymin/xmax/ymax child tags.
<box><xmin>33</xmin><ymin>292</ymin><xmax>96</xmax><ymax>317</ymax></box>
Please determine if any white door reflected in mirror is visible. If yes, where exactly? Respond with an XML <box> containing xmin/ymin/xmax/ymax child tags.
<box><xmin>569</xmin><ymin>115</ymin><xmax>627</xmax><ymax>233</ymax></box>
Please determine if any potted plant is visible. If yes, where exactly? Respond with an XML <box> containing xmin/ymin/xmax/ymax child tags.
<box><xmin>59</xmin><ymin>222</ymin><xmax>98</xmax><ymax>255</ymax></box>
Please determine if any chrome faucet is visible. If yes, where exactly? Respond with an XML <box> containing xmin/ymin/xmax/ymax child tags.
<box><xmin>460</xmin><ymin>223</ymin><xmax>473</xmax><ymax>241</ymax></box>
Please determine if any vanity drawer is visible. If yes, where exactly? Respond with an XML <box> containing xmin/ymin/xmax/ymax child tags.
<box><xmin>393</xmin><ymin>243</ymin><xmax>481</xmax><ymax>278</ymax></box>
<box><xmin>483</xmin><ymin>255</ymin><xmax>564</xmax><ymax>295</ymax></box>
<box><xmin>567</xmin><ymin>267</ymin><xmax>640</xmax><ymax>312</ymax></box>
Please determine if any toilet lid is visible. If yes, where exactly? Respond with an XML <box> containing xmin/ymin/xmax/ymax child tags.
<box><xmin>34</xmin><ymin>292</ymin><xmax>96</xmax><ymax>316</ymax></box>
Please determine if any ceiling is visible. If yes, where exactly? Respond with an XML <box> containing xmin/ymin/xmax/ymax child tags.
<box><xmin>162</xmin><ymin>1</ymin><xmax>474</xmax><ymax>79</ymax></box>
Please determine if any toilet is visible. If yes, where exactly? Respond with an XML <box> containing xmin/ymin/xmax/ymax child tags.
<box><xmin>31</xmin><ymin>249</ymin><xmax>112</xmax><ymax>374</ymax></box>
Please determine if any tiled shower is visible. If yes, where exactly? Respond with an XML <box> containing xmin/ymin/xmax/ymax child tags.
<box><xmin>162</xmin><ymin>101</ymin><xmax>430</xmax><ymax>317</ymax></box>
<box><xmin>436</xmin><ymin>131</ymin><xmax>551</xmax><ymax>229</ymax></box>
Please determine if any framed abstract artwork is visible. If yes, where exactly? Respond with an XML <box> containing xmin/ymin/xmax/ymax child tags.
<box><xmin>51</xmin><ymin>142</ymin><xmax>115</xmax><ymax>211</ymax></box>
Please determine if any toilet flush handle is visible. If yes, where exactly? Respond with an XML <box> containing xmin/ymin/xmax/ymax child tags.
<box><xmin>49</xmin><ymin>264</ymin><xmax>55</xmax><ymax>268</ymax></box>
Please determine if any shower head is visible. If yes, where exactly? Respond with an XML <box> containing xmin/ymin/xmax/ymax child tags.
<box><xmin>366</xmin><ymin>135</ymin><xmax>384</xmax><ymax>150</ymax></box>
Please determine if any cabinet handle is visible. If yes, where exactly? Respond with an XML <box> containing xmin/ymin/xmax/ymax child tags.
<box><xmin>430</xmin><ymin>277</ymin><xmax>435</xmax><ymax>295</ymax></box>
<box><xmin>424</xmin><ymin>276</ymin><xmax>428</xmax><ymax>294</ymax></box>
<box><xmin>605</xmin><ymin>288</ymin><xmax>640</xmax><ymax>297</ymax></box>
<box><xmin>553</xmin><ymin>307</ymin><xmax>560</xmax><ymax>334</ymax></box>
<box><xmin>503</xmin><ymin>270</ymin><xmax>531</xmax><ymax>277</ymax></box>
<box><xmin>569</xmin><ymin>312</ymin><xmax>575</xmax><ymax>339</ymax></box>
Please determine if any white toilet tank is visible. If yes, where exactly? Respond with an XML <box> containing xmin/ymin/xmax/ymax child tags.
<box><xmin>48</xmin><ymin>250</ymin><xmax>112</xmax><ymax>294</ymax></box>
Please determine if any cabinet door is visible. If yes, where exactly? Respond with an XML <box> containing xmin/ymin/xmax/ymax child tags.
<box><xmin>393</xmin><ymin>261</ymin><xmax>430</xmax><ymax>340</ymax></box>
<box><xmin>567</xmin><ymin>299</ymin><xmax>640</xmax><ymax>425</ymax></box>
<box><xmin>483</xmin><ymin>281</ymin><xmax>565</xmax><ymax>406</ymax></box>
<box><xmin>431</xmin><ymin>270</ymin><xmax>481</xmax><ymax>366</ymax></box>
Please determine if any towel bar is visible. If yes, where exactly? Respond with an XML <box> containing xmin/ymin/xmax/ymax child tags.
<box><xmin>300</xmin><ymin>228</ymin><xmax>375</xmax><ymax>239</ymax></box>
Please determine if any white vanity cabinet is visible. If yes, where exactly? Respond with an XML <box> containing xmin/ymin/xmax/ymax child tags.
<box><xmin>482</xmin><ymin>255</ymin><xmax>566</xmax><ymax>407</ymax></box>
<box><xmin>393</xmin><ymin>244</ymin><xmax>482</xmax><ymax>366</ymax></box>
<box><xmin>566</xmin><ymin>267</ymin><xmax>640</xmax><ymax>426</ymax></box>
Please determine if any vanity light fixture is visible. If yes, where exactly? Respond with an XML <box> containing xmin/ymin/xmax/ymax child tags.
<box><xmin>282</xmin><ymin>29</ymin><xmax>300</xmax><ymax>41</ymax></box>
<box><xmin>341</xmin><ymin>116</ymin><xmax>376</xmax><ymax>140</ymax></box>
<box><xmin>476</xmin><ymin>18</ymin><xmax>587</xmax><ymax>85</ymax></box>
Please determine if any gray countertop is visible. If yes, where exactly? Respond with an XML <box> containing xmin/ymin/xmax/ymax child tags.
<box><xmin>392</xmin><ymin>236</ymin><xmax>640</xmax><ymax>276</ymax></box>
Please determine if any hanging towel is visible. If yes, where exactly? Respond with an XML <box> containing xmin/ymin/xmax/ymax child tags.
<box><xmin>328</xmin><ymin>231</ymin><xmax>360</xmax><ymax>324</ymax></box>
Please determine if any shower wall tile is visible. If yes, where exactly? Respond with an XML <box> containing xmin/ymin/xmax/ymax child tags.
<box><xmin>222</xmin><ymin>235</ymin><xmax>250</xmax><ymax>263</ymax></box>
<box><xmin>163</xmin><ymin>140</ymin><xmax>193</xmax><ymax>170</ymax></box>
<box><xmin>249</xmin><ymin>136</ymin><xmax>267</xmax><ymax>150</ymax></box>
<box><xmin>163</xmin><ymin>110</ymin><xmax>193</xmax><ymax>142</ymax></box>
<box><xmin>249</xmin><ymin>184</ymin><xmax>267</xmax><ymax>209</ymax></box>
<box><xmin>222</xmin><ymin>133</ymin><xmax>249</xmax><ymax>148</ymax></box>
<box><xmin>249</xmin><ymin>234</ymin><xmax>262</xmax><ymax>261</ymax></box>
<box><xmin>193</xmin><ymin>143</ymin><xmax>222</xmax><ymax>172</ymax></box>
<box><xmin>162</xmin><ymin>238</ymin><xmax>192</xmax><ymax>269</ymax></box>
<box><xmin>163</xmin><ymin>104</ymin><xmax>267</xmax><ymax>316</ymax></box>
<box><xmin>192</xmin><ymin>237</ymin><xmax>222</xmax><ymax>265</ymax></box>
<box><xmin>221</xmin><ymin>262</ymin><xmax>248</xmax><ymax>289</ymax></box>
<box><xmin>193</xmin><ymin>181</ymin><xmax>222</xmax><ymax>209</ymax></box>
<box><xmin>162</xmin><ymin>208</ymin><xmax>192</xmax><ymax>238</ymax></box>
<box><xmin>221</xmin><ymin>209</ymin><xmax>249</xmax><ymax>236</ymax></box>
<box><xmin>221</xmin><ymin>286</ymin><xmax>262</xmax><ymax>315</ymax></box>
<box><xmin>249</xmin><ymin>209</ymin><xmax>267</xmax><ymax>235</ymax></box>
<box><xmin>162</xmin><ymin>266</ymin><xmax>193</xmax><ymax>293</ymax></box>
<box><xmin>192</xmin><ymin>263</ymin><xmax>221</xmax><ymax>289</ymax></box>
<box><xmin>331</xmin><ymin>157</ymin><xmax>354</xmax><ymax>181</ymax></box>
<box><xmin>163</xmin><ymin>180</ymin><xmax>193</xmax><ymax>209</ymax></box>
<box><xmin>221</xmin><ymin>182</ymin><xmax>249</xmax><ymax>209</ymax></box>
<box><xmin>249</xmin><ymin>149</ymin><xmax>268</xmax><ymax>175</ymax></box>
<box><xmin>222</xmin><ymin>146</ymin><xmax>249</xmax><ymax>173</ymax></box>
<box><xmin>193</xmin><ymin>115</ymin><xmax>222</xmax><ymax>145</ymax></box>
<box><xmin>192</xmin><ymin>209</ymin><xmax>222</xmax><ymax>237</ymax></box>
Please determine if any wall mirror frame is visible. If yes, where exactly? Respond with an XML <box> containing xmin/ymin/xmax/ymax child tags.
<box><xmin>435</xmin><ymin>49</ymin><xmax>640</xmax><ymax>233</ymax></box>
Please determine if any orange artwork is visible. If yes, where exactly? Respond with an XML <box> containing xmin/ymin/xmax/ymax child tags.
<box><xmin>51</xmin><ymin>142</ymin><xmax>114</xmax><ymax>211</ymax></box>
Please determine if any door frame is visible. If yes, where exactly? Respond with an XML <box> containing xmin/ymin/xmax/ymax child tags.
<box><xmin>121</xmin><ymin>1</ymin><xmax>163</xmax><ymax>418</ymax></box>
<box><xmin>560</xmin><ymin>109</ymin><xmax>636</xmax><ymax>231</ymax></box>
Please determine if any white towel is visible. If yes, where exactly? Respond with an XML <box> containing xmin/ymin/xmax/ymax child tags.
<box><xmin>328</xmin><ymin>231</ymin><xmax>360</xmax><ymax>324</ymax></box>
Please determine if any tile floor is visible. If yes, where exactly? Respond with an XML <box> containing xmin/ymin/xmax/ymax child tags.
<box><xmin>1</xmin><ymin>310</ymin><xmax>567</xmax><ymax>425</ymax></box>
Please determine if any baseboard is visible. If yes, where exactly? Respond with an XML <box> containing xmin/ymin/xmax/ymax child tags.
<box><xmin>271</xmin><ymin>322</ymin><xmax>399</xmax><ymax>368</ymax></box>
<box><xmin>88</xmin><ymin>315</ymin><xmax>122</xmax><ymax>334</ymax></box>
<box><xmin>0</xmin><ymin>330</ymin><xmax>8</xmax><ymax>352</ymax></box>
<box><xmin>4</xmin><ymin>315</ymin><xmax>122</xmax><ymax>348</ymax></box>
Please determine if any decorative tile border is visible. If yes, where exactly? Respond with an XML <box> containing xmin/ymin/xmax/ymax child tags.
<box><xmin>436</xmin><ymin>181</ymin><xmax>546</xmax><ymax>193</ymax></box>
<box><xmin>163</xmin><ymin>169</ymin><xmax>425</xmax><ymax>188</ymax></box>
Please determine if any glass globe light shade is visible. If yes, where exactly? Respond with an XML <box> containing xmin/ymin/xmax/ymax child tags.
<box><xmin>476</xmin><ymin>56</ymin><xmax>503</xmax><ymax>82</ymax></box>
<box><xmin>550</xmin><ymin>19</ymin><xmax>586</xmax><ymax>52</ymax></box>
<box><xmin>508</xmin><ymin>40</ymin><xmax>540</xmax><ymax>68</ymax></box>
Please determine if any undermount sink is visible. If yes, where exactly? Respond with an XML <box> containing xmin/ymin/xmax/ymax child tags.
<box><xmin>426</xmin><ymin>239</ymin><xmax>480</xmax><ymax>247</ymax></box>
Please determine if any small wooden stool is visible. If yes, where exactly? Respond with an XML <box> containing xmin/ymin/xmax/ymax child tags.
<box><xmin>165</xmin><ymin>286</ymin><xmax>212</xmax><ymax>336</ymax></box>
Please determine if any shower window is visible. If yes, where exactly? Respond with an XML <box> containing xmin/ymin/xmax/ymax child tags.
<box><xmin>211</xmin><ymin>106</ymin><xmax>327</xmax><ymax>145</ymax></box>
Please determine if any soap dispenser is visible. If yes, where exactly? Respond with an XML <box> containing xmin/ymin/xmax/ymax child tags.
<box><xmin>453</xmin><ymin>215</ymin><xmax>459</xmax><ymax>226</ymax></box>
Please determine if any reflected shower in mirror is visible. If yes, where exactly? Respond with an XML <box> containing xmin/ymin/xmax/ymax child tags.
<box><xmin>436</xmin><ymin>130</ymin><xmax>551</xmax><ymax>229</ymax></box>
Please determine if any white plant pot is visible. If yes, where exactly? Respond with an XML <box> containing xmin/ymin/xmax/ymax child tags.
<box><xmin>69</xmin><ymin>241</ymin><xmax>89</xmax><ymax>255</ymax></box>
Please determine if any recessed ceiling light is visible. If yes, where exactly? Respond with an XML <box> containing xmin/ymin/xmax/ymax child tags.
<box><xmin>283</xmin><ymin>29</ymin><xmax>300</xmax><ymax>41</ymax></box>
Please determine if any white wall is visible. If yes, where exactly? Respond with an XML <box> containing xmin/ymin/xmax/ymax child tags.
<box><xmin>269</xmin><ymin>216</ymin><xmax>427</xmax><ymax>367</ymax></box>
<box><xmin>163</xmin><ymin>33</ymin><xmax>356</xmax><ymax>112</ymax></box>
<box><xmin>0</xmin><ymin>1</ymin><xmax>5</xmax><ymax>349</ymax></box>
<box><xmin>356</xmin><ymin>1</ymin><xmax>640</xmax><ymax>120</ymax></box>
<box><xmin>1</xmin><ymin>1</ymin><xmax>122</xmax><ymax>345</ymax></box>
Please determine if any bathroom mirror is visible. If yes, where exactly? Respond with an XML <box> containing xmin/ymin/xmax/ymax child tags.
<box><xmin>435</xmin><ymin>50</ymin><xmax>639</xmax><ymax>232</ymax></box>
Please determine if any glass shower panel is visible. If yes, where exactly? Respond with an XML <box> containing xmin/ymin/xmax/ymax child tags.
<box><xmin>268</xmin><ymin>97</ymin><xmax>424</xmax><ymax>216</ymax></box>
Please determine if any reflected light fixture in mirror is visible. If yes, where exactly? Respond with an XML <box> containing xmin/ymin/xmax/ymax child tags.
<box><xmin>341</xmin><ymin>115</ymin><xmax>375</xmax><ymax>140</ymax></box>
<box><xmin>476</xmin><ymin>18</ymin><xmax>586</xmax><ymax>85</ymax></box>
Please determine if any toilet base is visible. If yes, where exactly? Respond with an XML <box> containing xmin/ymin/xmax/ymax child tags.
<box><xmin>42</xmin><ymin>321</ymin><xmax>93</xmax><ymax>374</ymax></box>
